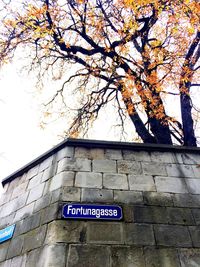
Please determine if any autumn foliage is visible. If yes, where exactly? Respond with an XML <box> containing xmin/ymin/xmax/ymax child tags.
<box><xmin>0</xmin><ymin>0</ymin><xmax>199</xmax><ymax>145</ymax></box>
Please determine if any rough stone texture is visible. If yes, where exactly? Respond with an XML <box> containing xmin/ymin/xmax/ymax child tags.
<box><xmin>67</xmin><ymin>245</ymin><xmax>110</xmax><ymax>267</ymax></box>
<box><xmin>111</xmin><ymin>246</ymin><xmax>145</xmax><ymax>267</ymax></box>
<box><xmin>1</xmin><ymin>142</ymin><xmax>200</xmax><ymax>266</ymax></box>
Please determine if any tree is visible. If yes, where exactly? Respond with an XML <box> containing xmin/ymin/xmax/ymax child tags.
<box><xmin>0</xmin><ymin>0</ymin><xmax>199</xmax><ymax>146</ymax></box>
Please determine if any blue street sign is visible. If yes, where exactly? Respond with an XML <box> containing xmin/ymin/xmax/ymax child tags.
<box><xmin>0</xmin><ymin>224</ymin><xmax>15</xmax><ymax>244</ymax></box>
<box><xmin>62</xmin><ymin>204</ymin><xmax>123</xmax><ymax>220</ymax></box>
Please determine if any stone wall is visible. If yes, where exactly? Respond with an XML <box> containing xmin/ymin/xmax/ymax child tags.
<box><xmin>0</xmin><ymin>139</ymin><xmax>200</xmax><ymax>267</ymax></box>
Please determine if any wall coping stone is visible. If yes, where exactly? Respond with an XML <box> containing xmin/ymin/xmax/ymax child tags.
<box><xmin>2</xmin><ymin>138</ymin><xmax>200</xmax><ymax>187</ymax></box>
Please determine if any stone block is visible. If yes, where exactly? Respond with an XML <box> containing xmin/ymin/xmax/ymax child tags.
<box><xmin>143</xmin><ymin>192</ymin><xmax>173</xmax><ymax>206</ymax></box>
<box><xmin>142</xmin><ymin>162</ymin><xmax>167</xmax><ymax>176</ymax></box>
<box><xmin>192</xmin><ymin>209</ymin><xmax>200</xmax><ymax>225</ymax></box>
<box><xmin>11</xmin><ymin>182</ymin><xmax>28</xmax><ymax>199</ymax></box>
<box><xmin>39</xmin><ymin>156</ymin><xmax>53</xmax><ymax>172</ymax></box>
<box><xmin>46</xmin><ymin>220</ymin><xmax>85</xmax><ymax>244</ymax></box>
<box><xmin>23</xmin><ymin>225</ymin><xmax>47</xmax><ymax>252</ymax></box>
<box><xmin>61</xmin><ymin>187</ymin><xmax>81</xmax><ymax>202</ymax></box>
<box><xmin>74</xmin><ymin>147</ymin><xmax>91</xmax><ymax>158</ymax></box>
<box><xmin>28</xmin><ymin>173</ymin><xmax>43</xmax><ymax>190</ymax></box>
<box><xmin>114</xmin><ymin>190</ymin><xmax>143</xmax><ymax>204</ymax></box>
<box><xmin>14</xmin><ymin>212</ymin><xmax>41</xmax><ymax>236</ymax></box>
<box><xmin>7</xmin><ymin>235</ymin><xmax>24</xmax><ymax>259</ymax></box>
<box><xmin>56</xmin><ymin>146</ymin><xmax>74</xmax><ymax>161</ymax></box>
<box><xmin>172</xmin><ymin>193</ymin><xmax>200</xmax><ymax>208</ymax></box>
<box><xmin>103</xmin><ymin>173</ymin><xmax>128</xmax><ymax>190</ymax></box>
<box><xmin>51</xmin><ymin>188</ymin><xmax>62</xmax><ymax>203</ymax></box>
<box><xmin>179</xmin><ymin>248</ymin><xmax>200</xmax><ymax>267</ymax></box>
<box><xmin>117</xmin><ymin>160</ymin><xmax>142</xmax><ymax>174</ymax></box>
<box><xmin>192</xmin><ymin>165</ymin><xmax>200</xmax><ymax>178</ymax></box>
<box><xmin>26</xmin><ymin>165</ymin><xmax>39</xmax><ymax>180</ymax></box>
<box><xmin>41</xmin><ymin>164</ymin><xmax>57</xmax><ymax>183</ymax></box>
<box><xmin>155</xmin><ymin>177</ymin><xmax>188</xmax><ymax>193</ymax></box>
<box><xmin>67</xmin><ymin>244</ymin><xmax>110</xmax><ymax>267</ymax></box>
<box><xmin>87</xmin><ymin>222</ymin><xmax>123</xmax><ymax>244</ymax></box>
<box><xmin>105</xmin><ymin>149</ymin><xmax>123</xmax><ymax>160</ymax></box>
<box><xmin>0</xmin><ymin>260</ymin><xmax>11</xmax><ymax>267</ymax></box>
<box><xmin>25</xmin><ymin>248</ymin><xmax>40</xmax><ymax>267</ymax></box>
<box><xmin>14</xmin><ymin>202</ymin><xmax>34</xmax><ymax>222</ymax></box>
<box><xmin>10</xmin><ymin>255</ymin><xmax>27</xmax><ymax>267</ymax></box>
<box><xmin>90</xmin><ymin>148</ymin><xmax>105</xmax><ymax>159</ymax></box>
<box><xmin>111</xmin><ymin>246</ymin><xmax>145</xmax><ymax>267</ymax></box>
<box><xmin>0</xmin><ymin>242</ymin><xmax>9</xmax><ymax>262</ymax></box>
<box><xmin>128</xmin><ymin>175</ymin><xmax>156</xmax><ymax>191</ymax></box>
<box><xmin>93</xmin><ymin>159</ymin><xmax>116</xmax><ymax>173</ymax></box>
<box><xmin>40</xmin><ymin>203</ymin><xmax>58</xmax><ymax>224</ymax></box>
<box><xmin>34</xmin><ymin>194</ymin><xmax>51</xmax><ymax>212</ymax></box>
<box><xmin>57</xmin><ymin>158</ymin><xmax>91</xmax><ymax>173</ymax></box>
<box><xmin>0</xmin><ymin>214</ymin><xmax>15</xmax><ymax>229</ymax></box>
<box><xmin>26</xmin><ymin>183</ymin><xmax>45</xmax><ymax>204</ymax></box>
<box><xmin>49</xmin><ymin>171</ymin><xmax>75</xmax><ymax>192</ymax></box>
<box><xmin>134</xmin><ymin>206</ymin><xmax>168</xmax><ymax>224</ymax></box>
<box><xmin>189</xmin><ymin>226</ymin><xmax>200</xmax><ymax>247</ymax></box>
<box><xmin>186</xmin><ymin>179</ymin><xmax>200</xmax><ymax>194</ymax></box>
<box><xmin>122</xmin><ymin>150</ymin><xmax>151</xmax><ymax>162</ymax></box>
<box><xmin>75</xmin><ymin>148</ymin><xmax>105</xmax><ymax>160</ymax></box>
<box><xmin>166</xmin><ymin>164</ymin><xmax>195</xmax><ymax>178</ymax></box>
<box><xmin>182</xmin><ymin>153</ymin><xmax>200</xmax><ymax>165</ymax></box>
<box><xmin>167</xmin><ymin>207</ymin><xmax>195</xmax><ymax>225</ymax></box>
<box><xmin>150</xmin><ymin>152</ymin><xmax>177</xmax><ymax>164</ymax></box>
<box><xmin>144</xmin><ymin>247</ymin><xmax>181</xmax><ymax>267</ymax></box>
<box><xmin>75</xmin><ymin>172</ymin><xmax>102</xmax><ymax>189</ymax></box>
<box><xmin>154</xmin><ymin>225</ymin><xmax>192</xmax><ymax>247</ymax></box>
<box><xmin>37</xmin><ymin>244</ymin><xmax>66</xmax><ymax>267</ymax></box>
<box><xmin>0</xmin><ymin>192</ymin><xmax>11</xmax><ymax>206</ymax></box>
<box><xmin>81</xmin><ymin>188</ymin><xmax>113</xmax><ymax>203</ymax></box>
<box><xmin>125</xmin><ymin>223</ymin><xmax>155</xmax><ymax>245</ymax></box>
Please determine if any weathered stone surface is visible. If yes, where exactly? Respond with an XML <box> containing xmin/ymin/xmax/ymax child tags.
<box><xmin>192</xmin><ymin>165</ymin><xmax>200</xmax><ymax>178</ymax></box>
<box><xmin>28</xmin><ymin>173</ymin><xmax>43</xmax><ymax>190</ymax></box>
<box><xmin>0</xmin><ymin>214</ymin><xmax>15</xmax><ymax>229</ymax></box>
<box><xmin>0</xmin><ymin>242</ymin><xmax>9</xmax><ymax>262</ymax></box>
<box><xmin>128</xmin><ymin>175</ymin><xmax>156</xmax><ymax>191</ymax></box>
<box><xmin>40</xmin><ymin>203</ymin><xmax>58</xmax><ymax>224</ymax></box>
<box><xmin>114</xmin><ymin>190</ymin><xmax>143</xmax><ymax>204</ymax></box>
<box><xmin>125</xmin><ymin>223</ymin><xmax>155</xmax><ymax>245</ymax></box>
<box><xmin>123</xmin><ymin>150</ymin><xmax>151</xmax><ymax>162</ymax></box>
<box><xmin>103</xmin><ymin>173</ymin><xmax>128</xmax><ymax>190</ymax></box>
<box><xmin>142</xmin><ymin>162</ymin><xmax>167</xmax><ymax>176</ymax></box>
<box><xmin>179</xmin><ymin>248</ymin><xmax>200</xmax><ymax>267</ymax></box>
<box><xmin>192</xmin><ymin>209</ymin><xmax>200</xmax><ymax>225</ymax></box>
<box><xmin>49</xmin><ymin>171</ymin><xmax>75</xmax><ymax>191</ymax></box>
<box><xmin>81</xmin><ymin>188</ymin><xmax>113</xmax><ymax>203</ymax></box>
<box><xmin>134</xmin><ymin>206</ymin><xmax>168</xmax><ymax>224</ymax></box>
<box><xmin>7</xmin><ymin>235</ymin><xmax>24</xmax><ymax>259</ymax></box>
<box><xmin>61</xmin><ymin>187</ymin><xmax>81</xmax><ymax>202</ymax></box>
<box><xmin>23</xmin><ymin>225</ymin><xmax>47</xmax><ymax>252</ymax></box>
<box><xmin>93</xmin><ymin>159</ymin><xmax>116</xmax><ymax>173</ymax></box>
<box><xmin>38</xmin><ymin>244</ymin><xmax>66</xmax><ymax>267</ymax></box>
<box><xmin>10</xmin><ymin>255</ymin><xmax>27</xmax><ymax>267</ymax></box>
<box><xmin>143</xmin><ymin>192</ymin><xmax>173</xmax><ymax>206</ymax></box>
<box><xmin>14</xmin><ymin>212</ymin><xmax>41</xmax><ymax>236</ymax></box>
<box><xmin>51</xmin><ymin>188</ymin><xmax>62</xmax><ymax>203</ymax></box>
<box><xmin>189</xmin><ymin>226</ymin><xmax>200</xmax><ymax>247</ymax></box>
<box><xmin>167</xmin><ymin>207</ymin><xmax>195</xmax><ymax>225</ymax></box>
<box><xmin>39</xmin><ymin>156</ymin><xmax>53</xmax><ymax>172</ymax></box>
<box><xmin>75</xmin><ymin>172</ymin><xmax>102</xmax><ymax>189</ymax></box>
<box><xmin>67</xmin><ymin>245</ymin><xmax>110</xmax><ymax>267</ymax></box>
<box><xmin>87</xmin><ymin>222</ymin><xmax>123</xmax><ymax>244</ymax></box>
<box><xmin>11</xmin><ymin>182</ymin><xmax>28</xmax><ymax>199</ymax></box>
<box><xmin>41</xmin><ymin>164</ymin><xmax>57</xmax><ymax>183</ymax></box>
<box><xmin>34</xmin><ymin>194</ymin><xmax>51</xmax><ymax>212</ymax></box>
<box><xmin>25</xmin><ymin>248</ymin><xmax>40</xmax><ymax>267</ymax></box>
<box><xmin>144</xmin><ymin>247</ymin><xmax>181</xmax><ymax>267</ymax></box>
<box><xmin>111</xmin><ymin>246</ymin><xmax>145</xmax><ymax>267</ymax></box>
<box><xmin>105</xmin><ymin>149</ymin><xmax>123</xmax><ymax>160</ymax></box>
<box><xmin>154</xmin><ymin>225</ymin><xmax>192</xmax><ymax>247</ymax></box>
<box><xmin>117</xmin><ymin>160</ymin><xmax>142</xmax><ymax>174</ymax></box>
<box><xmin>26</xmin><ymin>166</ymin><xmax>39</xmax><ymax>180</ymax></box>
<box><xmin>26</xmin><ymin>183</ymin><xmax>45</xmax><ymax>204</ymax></box>
<box><xmin>173</xmin><ymin>193</ymin><xmax>200</xmax><ymax>208</ymax></box>
<box><xmin>186</xmin><ymin>179</ymin><xmax>200</xmax><ymax>194</ymax></box>
<box><xmin>182</xmin><ymin>153</ymin><xmax>200</xmax><ymax>165</ymax></box>
<box><xmin>166</xmin><ymin>164</ymin><xmax>195</xmax><ymax>178</ymax></box>
<box><xmin>46</xmin><ymin>220</ymin><xmax>85</xmax><ymax>244</ymax></box>
<box><xmin>56</xmin><ymin>147</ymin><xmax>74</xmax><ymax>160</ymax></box>
<box><xmin>57</xmin><ymin>158</ymin><xmax>91</xmax><ymax>173</ymax></box>
<box><xmin>13</xmin><ymin>202</ymin><xmax>34</xmax><ymax>222</ymax></box>
<box><xmin>151</xmin><ymin>152</ymin><xmax>177</xmax><ymax>163</ymax></box>
<box><xmin>155</xmin><ymin>177</ymin><xmax>188</xmax><ymax>194</ymax></box>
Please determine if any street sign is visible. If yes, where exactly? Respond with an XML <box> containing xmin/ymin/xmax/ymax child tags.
<box><xmin>0</xmin><ymin>224</ymin><xmax>15</xmax><ymax>244</ymax></box>
<box><xmin>62</xmin><ymin>204</ymin><xmax>123</xmax><ymax>220</ymax></box>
